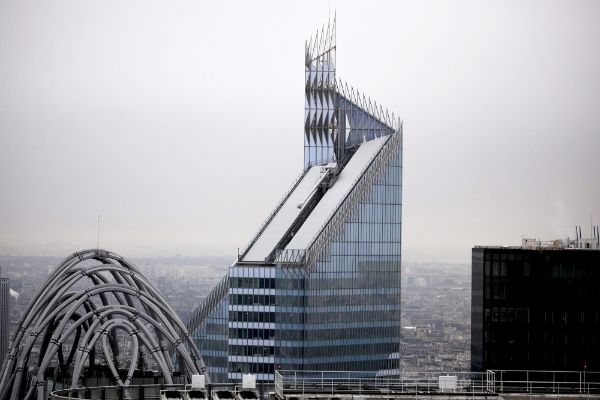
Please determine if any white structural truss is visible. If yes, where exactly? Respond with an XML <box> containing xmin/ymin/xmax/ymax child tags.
<box><xmin>0</xmin><ymin>249</ymin><xmax>207</xmax><ymax>400</ymax></box>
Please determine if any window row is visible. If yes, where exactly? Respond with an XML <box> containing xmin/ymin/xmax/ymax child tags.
<box><xmin>485</xmin><ymin>330</ymin><xmax>600</xmax><ymax>348</ymax></box>
<box><xmin>484</xmin><ymin>284</ymin><xmax>600</xmax><ymax>304</ymax></box>
<box><xmin>227</xmin><ymin>328</ymin><xmax>306</xmax><ymax>341</ymax></box>
<box><xmin>542</xmin><ymin>310</ymin><xmax>600</xmax><ymax>325</ymax></box>
<box><xmin>549</xmin><ymin>264</ymin><xmax>600</xmax><ymax>279</ymax></box>
<box><xmin>304</xmin><ymin>325</ymin><xmax>400</xmax><ymax>341</ymax></box>
<box><xmin>230</xmin><ymin>310</ymin><xmax>305</xmax><ymax>324</ymax></box>
<box><xmin>303</xmin><ymin>342</ymin><xmax>395</xmax><ymax>358</ymax></box>
<box><xmin>486</xmin><ymin>253</ymin><xmax>526</xmax><ymax>261</ymax></box>
<box><xmin>484</xmin><ymin>261</ymin><xmax>600</xmax><ymax>279</ymax></box>
<box><xmin>230</xmin><ymin>277</ymin><xmax>276</xmax><ymax>289</ymax></box>
<box><xmin>229</xmin><ymin>311</ymin><xmax>276</xmax><ymax>323</ymax></box>
<box><xmin>229</xmin><ymin>345</ymin><xmax>274</xmax><ymax>357</ymax></box>
<box><xmin>305</xmin><ymin>309</ymin><xmax>400</xmax><ymax>324</ymax></box>
<box><xmin>484</xmin><ymin>308</ymin><xmax>530</xmax><ymax>323</ymax></box>
<box><xmin>306</xmin><ymin>293</ymin><xmax>400</xmax><ymax>307</ymax></box>
<box><xmin>300</xmin><ymin>358</ymin><xmax>390</xmax><ymax>372</ymax></box>
<box><xmin>229</xmin><ymin>328</ymin><xmax>275</xmax><ymax>340</ymax></box>
<box><xmin>229</xmin><ymin>362</ymin><xmax>274</xmax><ymax>374</ymax></box>
<box><xmin>307</xmin><ymin>276</ymin><xmax>400</xmax><ymax>290</ymax></box>
<box><xmin>484</xmin><ymin>329</ymin><xmax>529</xmax><ymax>344</ymax></box>
<box><xmin>328</xmin><ymin>242</ymin><xmax>401</xmax><ymax>256</ymax></box>
<box><xmin>229</xmin><ymin>294</ymin><xmax>276</xmax><ymax>306</ymax></box>
<box><xmin>485</xmin><ymin>261</ymin><xmax>527</xmax><ymax>277</ymax></box>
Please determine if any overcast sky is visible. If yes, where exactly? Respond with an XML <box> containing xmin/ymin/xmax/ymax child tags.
<box><xmin>1</xmin><ymin>1</ymin><xmax>599</xmax><ymax>262</ymax></box>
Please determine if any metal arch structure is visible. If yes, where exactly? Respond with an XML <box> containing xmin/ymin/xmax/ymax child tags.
<box><xmin>0</xmin><ymin>249</ymin><xmax>208</xmax><ymax>400</ymax></box>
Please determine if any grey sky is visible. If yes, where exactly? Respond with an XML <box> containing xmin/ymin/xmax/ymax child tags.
<box><xmin>1</xmin><ymin>1</ymin><xmax>599</xmax><ymax>262</ymax></box>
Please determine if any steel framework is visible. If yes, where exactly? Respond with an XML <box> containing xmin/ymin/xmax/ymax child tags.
<box><xmin>0</xmin><ymin>249</ymin><xmax>208</xmax><ymax>400</ymax></box>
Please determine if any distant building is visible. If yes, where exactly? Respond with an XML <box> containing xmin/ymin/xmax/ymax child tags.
<box><xmin>472</xmin><ymin>229</ymin><xmax>600</xmax><ymax>372</ymax></box>
<box><xmin>0</xmin><ymin>269</ymin><xmax>9</xmax><ymax>363</ymax></box>
<box><xmin>187</xmin><ymin>18</ymin><xmax>402</xmax><ymax>382</ymax></box>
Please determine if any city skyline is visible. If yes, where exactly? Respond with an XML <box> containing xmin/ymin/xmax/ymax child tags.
<box><xmin>1</xmin><ymin>1</ymin><xmax>599</xmax><ymax>263</ymax></box>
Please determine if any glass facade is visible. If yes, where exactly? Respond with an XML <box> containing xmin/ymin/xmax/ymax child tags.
<box><xmin>191</xmin><ymin>135</ymin><xmax>402</xmax><ymax>382</ymax></box>
<box><xmin>189</xmin><ymin>17</ymin><xmax>402</xmax><ymax>383</ymax></box>
<box><xmin>472</xmin><ymin>247</ymin><xmax>600</xmax><ymax>372</ymax></box>
<box><xmin>301</xmin><ymin>142</ymin><xmax>402</xmax><ymax>374</ymax></box>
<box><xmin>191</xmin><ymin>295</ymin><xmax>229</xmax><ymax>382</ymax></box>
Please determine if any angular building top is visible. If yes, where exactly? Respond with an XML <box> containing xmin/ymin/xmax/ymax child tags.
<box><xmin>304</xmin><ymin>16</ymin><xmax>399</xmax><ymax>169</ymax></box>
<box><xmin>237</xmin><ymin>16</ymin><xmax>402</xmax><ymax>267</ymax></box>
<box><xmin>188</xmin><ymin>17</ymin><xmax>402</xmax><ymax>382</ymax></box>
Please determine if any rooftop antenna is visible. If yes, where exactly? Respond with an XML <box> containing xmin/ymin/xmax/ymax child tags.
<box><xmin>97</xmin><ymin>215</ymin><xmax>100</xmax><ymax>250</ymax></box>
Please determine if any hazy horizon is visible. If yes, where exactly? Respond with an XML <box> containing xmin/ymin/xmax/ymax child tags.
<box><xmin>1</xmin><ymin>1</ymin><xmax>599</xmax><ymax>263</ymax></box>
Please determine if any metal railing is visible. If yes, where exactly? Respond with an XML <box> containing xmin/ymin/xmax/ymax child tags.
<box><xmin>50</xmin><ymin>370</ymin><xmax>600</xmax><ymax>400</ymax></box>
<box><xmin>51</xmin><ymin>384</ymin><xmax>183</xmax><ymax>400</ymax></box>
<box><xmin>52</xmin><ymin>383</ymin><xmax>266</xmax><ymax>400</ymax></box>
<box><xmin>275</xmin><ymin>370</ymin><xmax>494</xmax><ymax>398</ymax></box>
<box><xmin>490</xmin><ymin>369</ymin><xmax>600</xmax><ymax>395</ymax></box>
<box><xmin>276</xmin><ymin>369</ymin><xmax>600</xmax><ymax>396</ymax></box>
<box><xmin>238</xmin><ymin>168</ymin><xmax>311</xmax><ymax>262</ymax></box>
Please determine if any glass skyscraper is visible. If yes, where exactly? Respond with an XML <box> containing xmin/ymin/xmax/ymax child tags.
<box><xmin>187</xmin><ymin>18</ymin><xmax>402</xmax><ymax>383</ymax></box>
<box><xmin>472</xmin><ymin>235</ymin><xmax>600</xmax><ymax>372</ymax></box>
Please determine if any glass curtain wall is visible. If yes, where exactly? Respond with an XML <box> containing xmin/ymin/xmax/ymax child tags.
<box><xmin>226</xmin><ymin>139</ymin><xmax>401</xmax><ymax>381</ymax></box>
<box><xmin>472</xmin><ymin>248</ymin><xmax>600</xmax><ymax>372</ymax></box>
<box><xmin>228</xmin><ymin>267</ymin><xmax>277</xmax><ymax>381</ymax></box>
<box><xmin>299</xmin><ymin>141</ymin><xmax>402</xmax><ymax>374</ymax></box>
<box><xmin>192</xmin><ymin>296</ymin><xmax>229</xmax><ymax>382</ymax></box>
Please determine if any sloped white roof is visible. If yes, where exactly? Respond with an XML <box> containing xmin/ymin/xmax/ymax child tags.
<box><xmin>243</xmin><ymin>166</ymin><xmax>323</xmax><ymax>262</ymax></box>
<box><xmin>285</xmin><ymin>136</ymin><xmax>388</xmax><ymax>250</ymax></box>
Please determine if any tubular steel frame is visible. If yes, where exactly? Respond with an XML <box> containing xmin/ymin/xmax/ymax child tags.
<box><xmin>0</xmin><ymin>249</ymin><xmax>208</xmax><ymax>400</ymax></box>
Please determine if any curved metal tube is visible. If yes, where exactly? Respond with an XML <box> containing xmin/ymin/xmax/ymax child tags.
<box><xmin>0</xmin><ymin>249</ymin><xmax>208</xmax><ymax>400</ymax></box>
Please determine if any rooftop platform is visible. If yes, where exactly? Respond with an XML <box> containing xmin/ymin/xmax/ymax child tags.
<box><xmin>50</xmin><ymin>370</ymin><xmax>600</xmax><ymax>400</ymax></box>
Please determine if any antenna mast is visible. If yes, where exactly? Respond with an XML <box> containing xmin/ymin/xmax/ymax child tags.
<box><xmin>97</xmin><ymin>215</ymin><xmax>100</xmax><ymax>250</ymax></box>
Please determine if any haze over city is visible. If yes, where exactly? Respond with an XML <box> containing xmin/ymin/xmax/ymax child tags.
<box><xmin>1</xmin><ymin>1</ymin><xmax>599</xmax><ymax>262</ymax></box>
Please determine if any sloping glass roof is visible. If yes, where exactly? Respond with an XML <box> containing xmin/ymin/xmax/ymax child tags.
<box><xmin>286</xmin><ymin>135</ymin><xmax>388</xmax><ymax>250</ymax></box>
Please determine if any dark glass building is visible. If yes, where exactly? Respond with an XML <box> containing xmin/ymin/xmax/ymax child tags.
<box><xmin>186</xmin><ymin>18</ymin><xmax>402</xmax><ymax>383</ymax></box>
<box><xmin>472</xmin><ymin>234</ymin><xmax>600</xmax><ymax>372</ymax></box>
<box><xmin>0</xmin><ymin>270</ymin><xmax>8</xmax><ymax>363</ymax></box>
